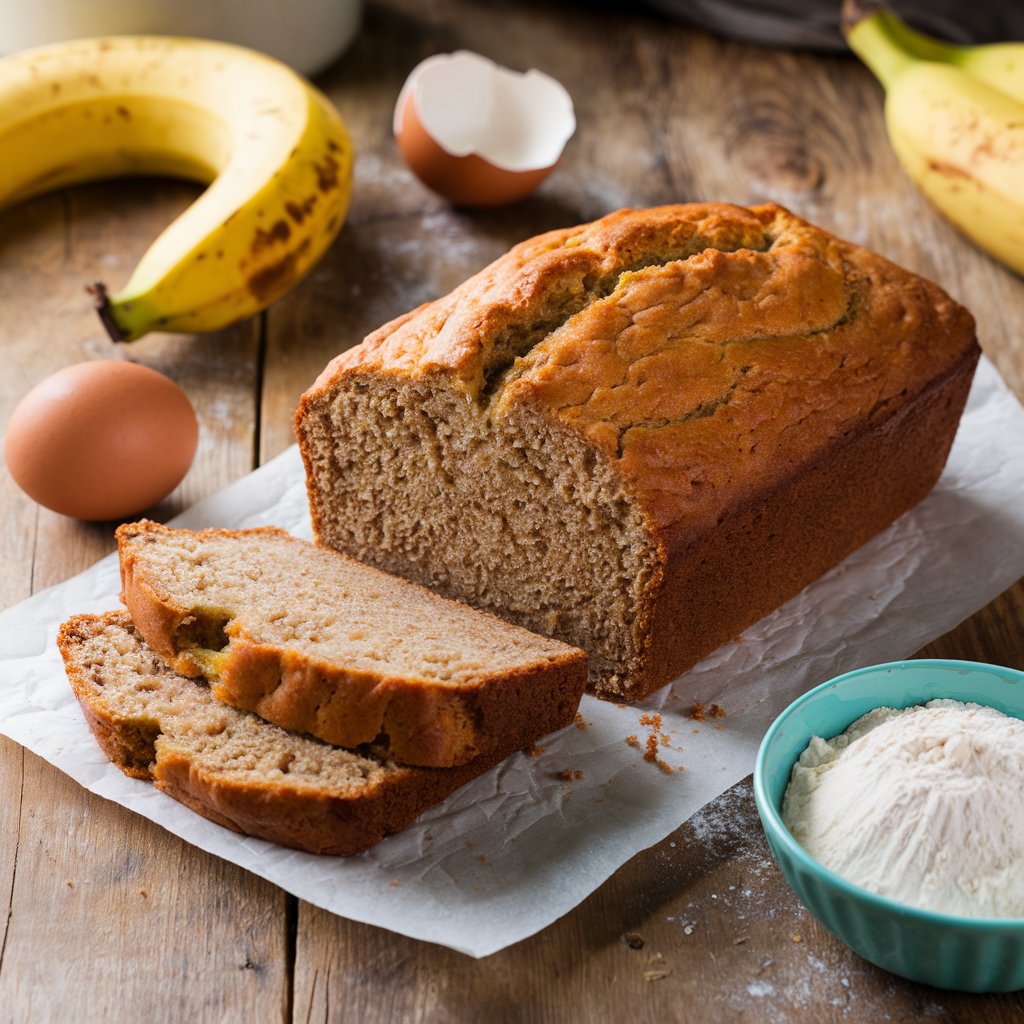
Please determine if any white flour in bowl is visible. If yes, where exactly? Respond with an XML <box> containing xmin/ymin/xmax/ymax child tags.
<box><xmin>781</xmin><ymin>699</ymin><xmax>1024</xmax><ymax>918</ymax></box>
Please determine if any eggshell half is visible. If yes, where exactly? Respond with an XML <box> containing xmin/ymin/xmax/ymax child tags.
<box><xmin>394</xmin><ymin>50</ymin><xmax>576</xmax><ymax>206</ymax></box>
<box><xmin>4</xmin><ymin>360</ymin><xmax>199</xmax><ymax>521</ymax></box>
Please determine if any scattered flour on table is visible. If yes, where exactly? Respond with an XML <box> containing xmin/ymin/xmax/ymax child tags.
<box><xmin>782</xmin><ymin>699</ymin><xmax>1024</xmax><ymax>918</ymax></box>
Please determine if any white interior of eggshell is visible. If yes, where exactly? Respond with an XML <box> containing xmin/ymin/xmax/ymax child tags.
<box><xmin>394</xmin><ymin>50</ymin><xmax>576</xmax><ymax>172</ymax></box>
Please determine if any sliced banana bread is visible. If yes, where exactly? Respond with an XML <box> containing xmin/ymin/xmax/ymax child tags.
<box><xmin>295</xmin><ymin>202</ymin><xmax>979</xmax><ymax>700</ymax></box>
<box><xmin>116</xmin><ymin>521</ymin><xmax>586</xmax><ymax>768</ymax></box>
<box><xmin>59</xmin><ymin>611</ymin><xmax>542</xmax><ymax>855</ymax></box>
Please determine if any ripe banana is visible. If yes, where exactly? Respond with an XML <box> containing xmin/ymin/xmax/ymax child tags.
<box><xmin>0</xmin><ymin>36</ymin><xmax>353</xmax><ymax>342</ymax></box>
<box><xmin>844</xmin><ymin>4</ymin><xmax>1024</xmax><ymax>276</ymax></box>
<box><xmin>855</xmin><ymin>13</ymin><xmax>1024</xmax><ymax>102</ymax></box>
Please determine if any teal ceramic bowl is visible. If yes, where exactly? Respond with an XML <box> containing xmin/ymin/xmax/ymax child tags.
<box><xmin>754</xmin><ymin>659</ymin><xmax>1024</xmax><ymax>992</ymax></box>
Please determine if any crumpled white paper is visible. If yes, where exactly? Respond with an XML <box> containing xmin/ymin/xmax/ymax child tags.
<box><xmin>0</xmin><ymin>357</ymin><xmax>1022</xmax><ymax>958</ymax></box>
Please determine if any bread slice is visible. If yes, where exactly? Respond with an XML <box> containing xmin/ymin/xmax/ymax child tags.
<box><xmin>115</xmin><ymin>520</ymin><xmax>586</xmax><ymax>768</ymax></box>
<box><xmin>58</xmin><ymin>611</ymin><xmax>544</xmax><ymax>855</ymax></box>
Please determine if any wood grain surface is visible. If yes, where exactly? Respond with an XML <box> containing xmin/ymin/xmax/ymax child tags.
<box><xmin>1</xmin><ymin>1</ymin><xmax>1022</xmax><ymax>1021</ymax></box>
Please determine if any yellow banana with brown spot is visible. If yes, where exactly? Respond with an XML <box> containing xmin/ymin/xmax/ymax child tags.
<box><xmin>0</xmin><ymin>35</ymin><xmax>353</xmax><ymax>341</ymax></box>
<box><xmin>844</xmin><ymin>3</ymin><xmax>1024</xmax><ymax>276</ymax></box>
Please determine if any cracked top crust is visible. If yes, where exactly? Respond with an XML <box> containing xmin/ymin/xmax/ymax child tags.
<box><xmin>305</xmin><ymin>202</ymin><xmax>978</xmax><ymax>539</ymax></box>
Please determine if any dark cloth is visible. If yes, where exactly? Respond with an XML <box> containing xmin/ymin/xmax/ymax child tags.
<box><xmin>641</xmin><ymin>0</ymin><xmax>1024</xmax><ymax>51</ymax></box>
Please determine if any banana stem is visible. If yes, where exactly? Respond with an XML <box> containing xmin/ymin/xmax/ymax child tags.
<box><xmin>87</xmin><ymin>283</ymin><xmax>127</xmax><ymax>343</ymax></box>
<box><xmin>843</xmin><ymin>3</ymin><xmax>917</xmax><ymax>90</ymax></box>
<box><xmin>840</xmin><ymin>0</ymin><xmax>886</xmax><ymax>37</ymax></box>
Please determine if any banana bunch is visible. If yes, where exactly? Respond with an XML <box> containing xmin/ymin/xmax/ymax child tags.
<box><xmin>0</xmin><ymin>36</ymin><xmax>353</xmax><ymax>341</ymax></box>
<box><xmin>844</xmin><ymin>3</ymin><xmax>1024</xmax><ymax>275</ymax></box>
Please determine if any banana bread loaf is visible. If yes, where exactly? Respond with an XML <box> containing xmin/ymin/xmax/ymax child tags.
<box><xmin>295</xmin><ymin>202</ymin><xmax>980</xmax><ymax>701</ymax></box>
<box><xmin>59</xmin><ymin>611</ymin><xmax>528</xmax><ymax>855</ymax></box>
<box><xmin>116</xmin><ymin>520</ymin><xmax>586</xmax><ymax>767</ymax></box>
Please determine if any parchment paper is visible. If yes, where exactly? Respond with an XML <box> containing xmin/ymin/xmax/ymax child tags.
<box><xmin>0</xmin><ymin>356</ymin><xmax>1021</xmax><ymax>957</ymax></box>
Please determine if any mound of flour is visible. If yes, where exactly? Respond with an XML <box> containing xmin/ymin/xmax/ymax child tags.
<box><xmin>782</xmin><ymin>699</ymin><xmax>1024</xmax><ymax>918</ymax></box>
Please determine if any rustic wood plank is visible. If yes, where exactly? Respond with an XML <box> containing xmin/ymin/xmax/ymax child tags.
<box><xmin>3</xmin><ymin>750</ymin><xmax>290</xmax><ymax>1023</ymax></box>
<box><xmin>0</xmin><ymin>180</ymin><xmax>288</xmax><ymax>1022</ymax></box>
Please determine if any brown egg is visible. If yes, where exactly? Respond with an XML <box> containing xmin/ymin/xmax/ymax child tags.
<box><xmin>4</xmin><ymin>360</ymin><xmax>199</xmax><ymax>521</ymax></box>
<box><xmin>394</xmin><ymin>51</ymin><xmax>576</xmax><ymax>207</ymax></box>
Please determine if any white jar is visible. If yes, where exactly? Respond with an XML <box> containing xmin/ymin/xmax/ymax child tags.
<box><xmin>0</xmin><ymin>0</ymin><xmax>363</xmax><ymax>76</ymax></box>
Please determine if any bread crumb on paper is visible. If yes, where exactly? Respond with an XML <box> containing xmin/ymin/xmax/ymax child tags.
<box><xmin>687</xmin><ymin>701</ymin><xmax>727</xmax><ymax>722</ymax></box>
<box><xmin>639</xmin><ymin>712</ymin><xmax>663</xmax><ymax>762</ymax></box>
<box><xmin>627</xmin><ymin>713</ymin><xmax>683</xmax><ymax>774</ymax></box>
<box><xmin>634</xmin><ymin>712</ymin><xmax>680</xmax><ymax>774</ymax></box>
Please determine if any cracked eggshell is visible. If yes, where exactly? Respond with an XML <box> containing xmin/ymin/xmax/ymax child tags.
<box><xmin>394</xmin><ymin>50</ymin><xmax>575</xmax><ymax>207</ymax></box>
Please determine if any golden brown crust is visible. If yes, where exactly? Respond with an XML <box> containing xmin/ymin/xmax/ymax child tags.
<box><xmin>116</xmin><ymin>521</ymin><xmax>587</xmax><ymax>767</ymax></box>
<box><xmin>58</xmin><ymin>611</ymin><xmax>536</xmax><ymax>856</ymax></box>
<box><xmin>301</xmin><ymin>203</ymin><xmax>779</xmax><ymax>399</ymax></box>
<box><xmin>296</xmin><ymin>202</ymin><xmax>980</xmax><ymax>701</ymax></box>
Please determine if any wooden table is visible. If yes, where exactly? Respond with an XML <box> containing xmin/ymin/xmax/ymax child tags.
<box><xmin>2</xmin><ymin>1</ymin><xmax>1022</xmax><ymax>1019</ymax></box>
